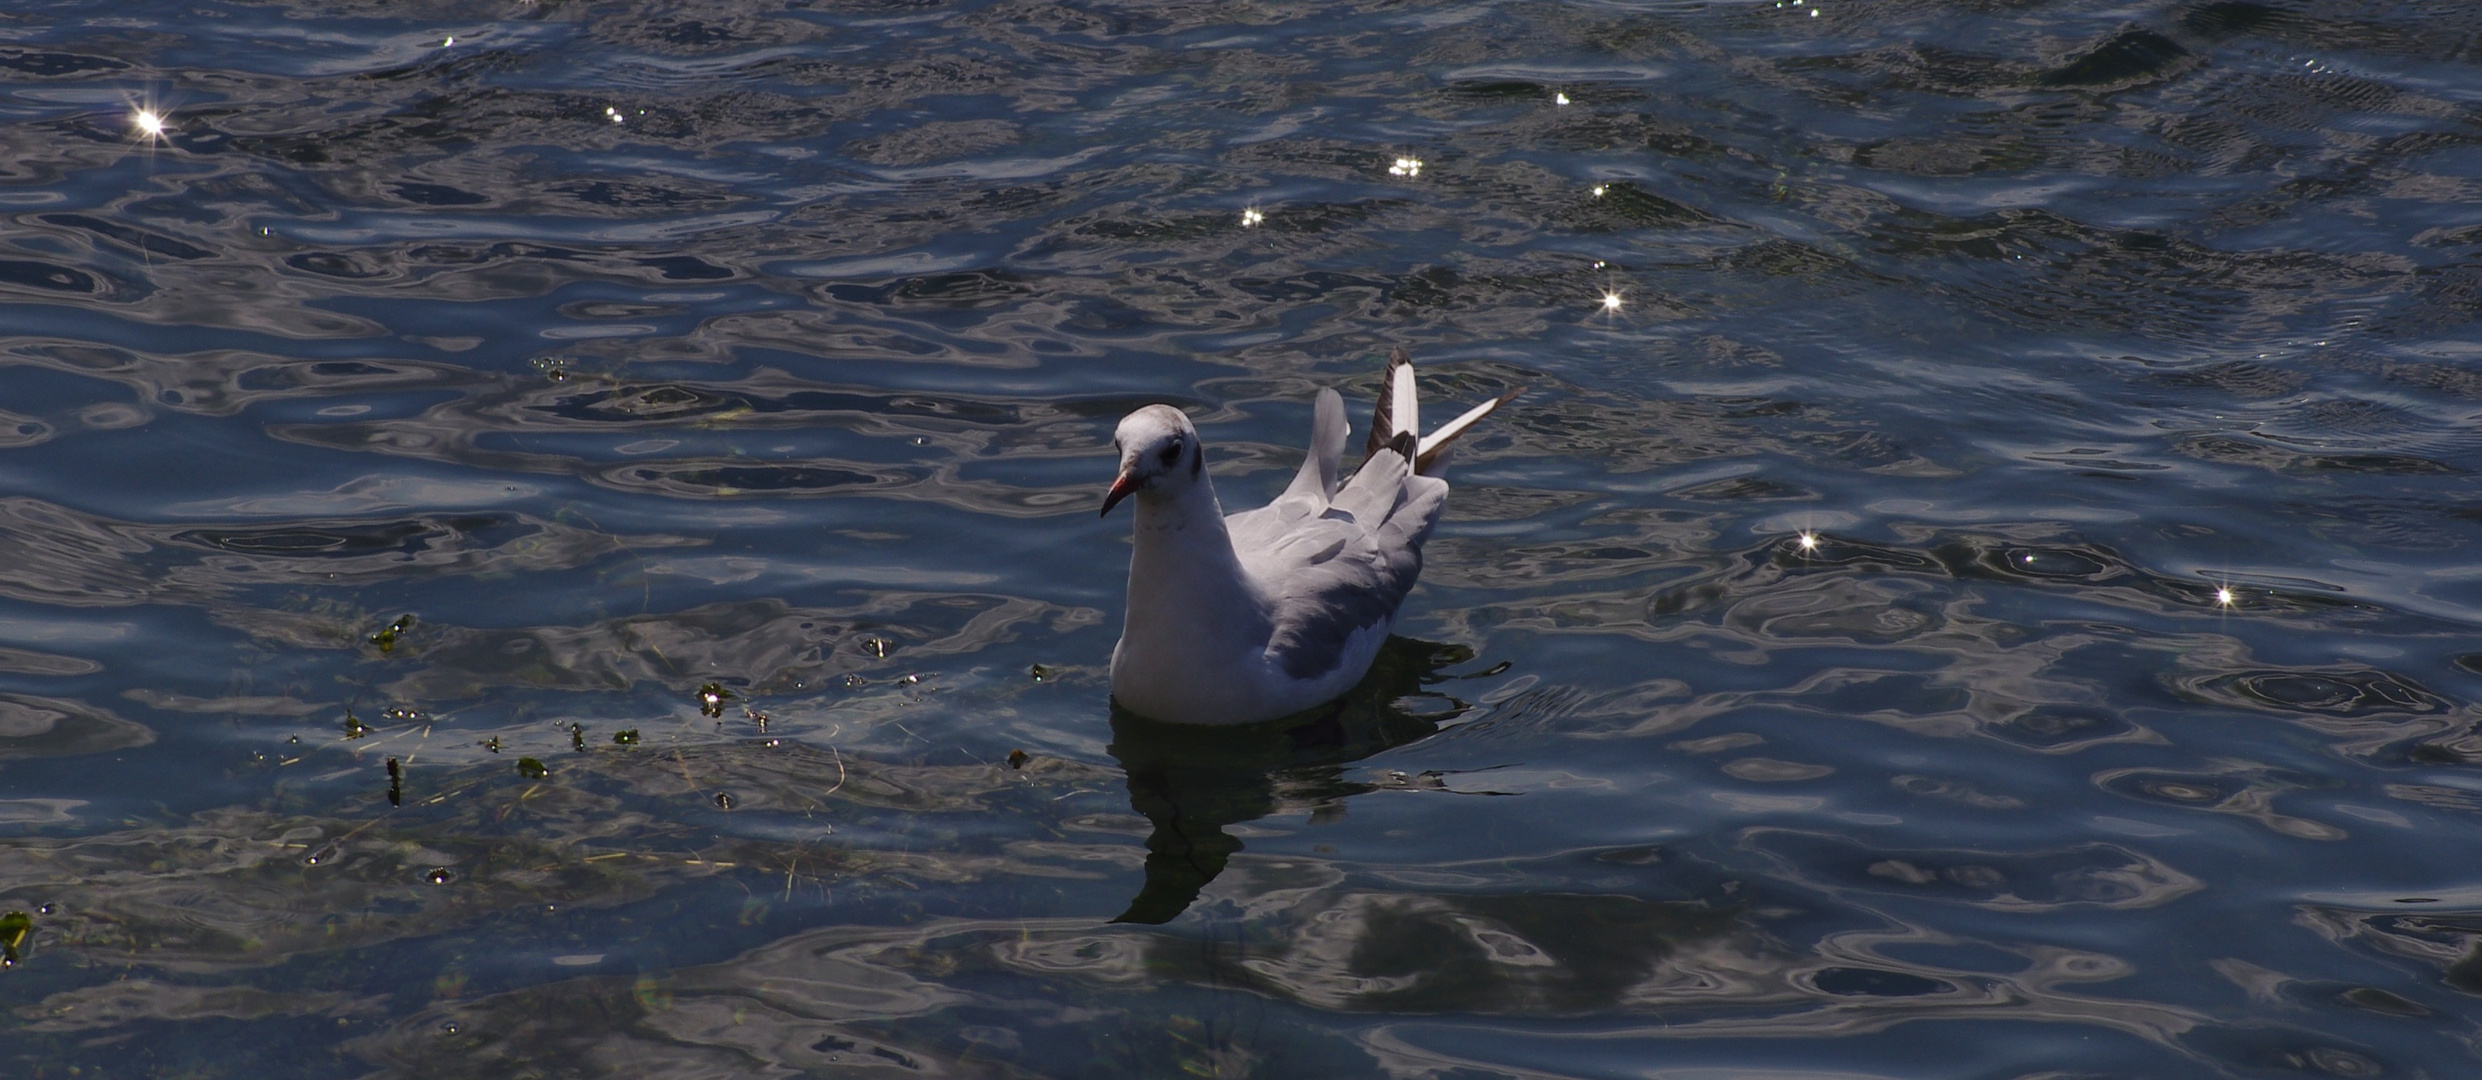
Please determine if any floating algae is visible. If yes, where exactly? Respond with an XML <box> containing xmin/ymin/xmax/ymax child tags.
<box><xmin>369</xmin><ymin>614</ymin><xmax>415</xmax><ymax>654</ymax></box>
<box><xmin>0</xmin><ymin>909</ymin><xmax>30</xmax><ymax>966</ymax></box>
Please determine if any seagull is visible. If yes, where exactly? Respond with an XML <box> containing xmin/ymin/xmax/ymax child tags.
<box><xmin>1101</xmin><ymin>348</ymin><xmax>1516</xmax><ymax>725</ymax></box>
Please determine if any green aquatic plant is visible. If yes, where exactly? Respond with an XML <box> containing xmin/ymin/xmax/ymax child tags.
<box><xmin>368</xmin><ymin>614</ymin><xmax>415</xmax><ymax>654</ymax></box>
<box><xmin>0</xmin><ymin>909</ymin><xmax>30</xmax><ymax>966</ymax></box>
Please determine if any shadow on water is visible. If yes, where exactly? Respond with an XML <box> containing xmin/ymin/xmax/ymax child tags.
<box><xmin>1107</xmin><ymin>636</ymin><xmax>1472</xmax><ymax>924</ymax></box>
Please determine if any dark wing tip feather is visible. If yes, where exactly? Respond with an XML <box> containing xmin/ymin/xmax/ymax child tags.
<box><xmin>1366</xmin><ymin>346</ymin><xmax>1418</xmax><ymax>460</ymax></box>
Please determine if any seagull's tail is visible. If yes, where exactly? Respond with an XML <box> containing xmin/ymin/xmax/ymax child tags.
<box><xmin>1363</xmin><ymin>347</ymin><xmax>1521</xmax><ymax>476</ymax></box>
<box><xmin>1415</xmin><ymin>386</ymin><xmax>1521</xmax><ymax>475</ymax></box>
<box><xmin>1365</xmin><ymin>346</ymin><xmax>1520</xmax><ymax>475</ymax></box>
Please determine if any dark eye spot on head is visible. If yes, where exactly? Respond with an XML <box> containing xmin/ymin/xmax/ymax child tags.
<box><xmin>1158</xmin><ymin>439</ymin><xmax>1181</xmax><ymax>468</ymax></box>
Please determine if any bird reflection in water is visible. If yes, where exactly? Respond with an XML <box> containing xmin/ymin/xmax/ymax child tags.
<box><xmin>1106</xmin><ymin>636</ymin><xmax>1481</xmax><ymax>924</ymax></box>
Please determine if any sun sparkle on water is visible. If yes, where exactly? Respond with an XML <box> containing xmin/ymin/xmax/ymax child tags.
<box><xmin>132</xmin><ymin>108</ymin><xmax>166</xmax><ymax>140</ymax></box>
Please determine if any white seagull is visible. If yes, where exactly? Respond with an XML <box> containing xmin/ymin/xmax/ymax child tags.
<box><xmin>1101</xmin><ymin>348</ymin><xmax>1516</xmax><ymax>725</ymax></box>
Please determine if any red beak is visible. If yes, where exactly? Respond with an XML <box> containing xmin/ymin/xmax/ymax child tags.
<box><xmin>1100</xmin><ymin>471</ymin><xmax>1141</xmax><ymax>516</ymax></box>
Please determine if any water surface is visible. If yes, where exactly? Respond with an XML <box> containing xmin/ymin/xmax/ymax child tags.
<box><xmin>4</xmin><ymin>1</ymin><xmax>2482</xmax><ymax>1076</ymax></box>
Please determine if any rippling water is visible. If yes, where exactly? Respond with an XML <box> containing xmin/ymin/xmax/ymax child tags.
<box><xmin>5</xmin><ymin>1</ymin><xmax>2482</xmax><ymax>1076</ymax></box>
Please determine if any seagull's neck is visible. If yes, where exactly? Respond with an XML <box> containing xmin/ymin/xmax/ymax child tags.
<box><xmin>1122</xmin><ymin>477</ymin><xmax>1268</xmax><ymax>647</ymax></box>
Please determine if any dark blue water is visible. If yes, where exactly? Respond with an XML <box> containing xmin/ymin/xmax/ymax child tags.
<box><xmin>4</xmin><ymin>1</ymin><xmax>2482</xmax><ymax>1076</ymax></box>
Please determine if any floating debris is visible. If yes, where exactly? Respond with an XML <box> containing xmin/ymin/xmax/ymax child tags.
<box><xmin>712</xmin><ymin>792</ymin><xmax>736</xmax><ymax>810</ymax></box>
<box><xmin>516</xmin><ymin>757</ymin><xmax>549</xmax><ymax>779</ymax></box>
<box><xmin>612</xmin><ymin>729</ymin><xmax>640</xmax><ymax>746</ymax></box>
<box><xmin>841</xmin><ymin>674</ymin><xmax>866</xmax><ymax>689</ymax></box>
<box><xmin>899</xmin><ymin>674</ymin><xmax>921</xmax><ymax>686</ymax></box>
<box><xmin>342</xmin><ymin>712</ymin><xmax>372</xmax><ymax>740</ymax></box>
<box><xmin>304</xmin><ymin>842</ymin><xmax>340</xmax><ymax>866</ymax></box>
<box><xmin>386</xmin><ymin>756</ymin><xmax>402</xmax><ymax>807</ymax></box>
<box><xmin>860</xmin><ymin>637</ymin><xmax>892</xmax><ymax>659</ymax></box>
<box><xmin>1007</xmin><ymin>749</ymin><xmax>1030</xmax><ymax>769</ymax></box>
<box><xmin>481</xmin><ymin>736</ymin><xmax>501</xmax><ymax>753</ymax></box>
<box><xmin>369</xmin><ymin>614</ymin><xmax>416</xmax><ymax>654</ymax></box>
<box><xmin>631</xmin><ymin>972</ymin><xmax>672</xmax><ymax>1011</ymax></box>
<box><xmin>383</xmin><ymin>705</ymin><xmax>427</xmax><ymax>724</ymax></box>
<box><xmin>569</xmin><ymin>723</ymin><xmax>586</xmax><ymax>752</ymax></box>
<box><xmin>697</xmin><ymin>682</ymin><xmax>732</xmax><ymax>718</ymax></box>
<box><xmin>425</xmin><ymin>867</ymin><xmax>455</xmax><ymax>885</ymax></box>
<box><xmin>0</xmin><ymin>910</ymin><xmax>29</xmax><ymax>967</ymax></box>
<box><xmin>1028</xmin><ymin>664</ymin><xmax>1053</xmax><ymax>682</ymax></box>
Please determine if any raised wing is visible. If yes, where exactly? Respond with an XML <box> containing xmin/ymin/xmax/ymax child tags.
<box><xmin>1238</xmin><ymin>442</ymin><xmax>1447</xmax><ymax>681</ymax></box>
<box><xmin>1364</xmin><ymin>346</ymin><xmax>1417</xmax><ymax>463</ymax></box>
<box><xmin>1226</xmin><ymin>345</ymin><xmax>1502</xmax><ymax>683</ymax></box>
<box><xmin>1278</xmin><ymin>387</ymin><xmax>1348</xmax><ymax>506</ymax></box>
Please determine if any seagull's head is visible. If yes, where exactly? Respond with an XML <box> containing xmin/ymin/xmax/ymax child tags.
<box><xmin>1101</xmin><ymin>404</ymin><xmax>1203</xmax><ymax>516</ymax></box>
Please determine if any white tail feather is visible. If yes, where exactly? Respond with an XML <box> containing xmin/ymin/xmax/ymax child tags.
<box><xmin>1416</xmin><ymin>388</ymin><xmax>1520</xmax><ymax>473</ymax></box>
<box><xmin>1365</xmin><ymin>346</ymin><xmax>1520</xmax><ymax>474</ymax></box>
<box><xmin>1417</xmin><ymin>396</ymin><xmax>1500</xmax><ymax>462</ymax></box>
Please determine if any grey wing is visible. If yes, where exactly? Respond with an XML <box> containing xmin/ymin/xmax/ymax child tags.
<box><xmin>1227</xmin><ymin>386</ymin><xmax>1352</xmax><ymax>553</ymax></box>
<box><xmin>1246</xmin><ymin>445</ymin><xmax>1449</xmax><ymax>681</ymax></box>
<box><xmin>1279</xmin><ymin>387</ymin><xmax>1348</xmax><ymax>505</ymax></box>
